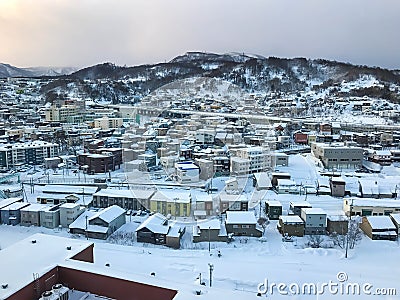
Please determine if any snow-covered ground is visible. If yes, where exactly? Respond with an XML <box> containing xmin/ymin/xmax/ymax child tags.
<box><xmin>1</xmin><ymin>154</ymin><xmax>400</xmax><ymax>299</ymax></box>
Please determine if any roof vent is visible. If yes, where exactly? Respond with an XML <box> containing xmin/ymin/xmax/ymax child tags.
<box><xmin>66</xmin><ymin>246</ymin><xmax>71</xmax><ymax>250</ymax></box>
<box><xmin>31</xmin><ymin>240</ymin><xmax>37</xmax><ymax>244</ymax></box>
<box><xmin>1</xmin><ymin>284</ymin><xmax>8</xmax><ymax>289</ymax></box>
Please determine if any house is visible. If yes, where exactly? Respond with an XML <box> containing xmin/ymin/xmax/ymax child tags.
<box><xmin>136</xmin><ymin>213</ymin><xmax>185</xmax><ymax>248</ymax></box>
<box><xmin>343</xmin><ymin>198</ymin><xmax>400</xmax><ymax>216</ymax></box>
<box><xmin>193</xmin><ymin>218</ymin><xmax>227</xmax><ymax>243</ymax></box>
<box><xmin>218</xmin><ymin>193</ymin><xmax>248</xmax><ymax>213</ymax></box>
<box><xmin>326</xmin><ymin>215</ymin><xmax>349</xmax><ymax>235</ymax></box>
<box><xmin>360</xmin><ymin>216</ymin><xmax>397</xmax><ymax>240</ymax></box>
<box><xmin>225</xmin><ymin>211</ymin><xmax>262</xmax><ymax>237</ymax></box>
<box><xmin>330</xmin><ymin>177</ymin><xmax>346</xmax><ymax>197</ymax></box>
<box><xmin>149</xmin><ymin>189</ymin><xmax>191</xmax><ymax>217</ymax></box>
<box><xmin>40</xmin><ymin>204</ymin><xmax>61</xmax><ymax>228</ymax></box>
<box><xmin>300</xmin><ymin>207</ymin><xmax>327</xmax><ymax>235</ymax></box>
<box><xmin>59</xmin><ymin>203</ymin><xmax>85</xmax><ymax>228</ymax></box>
<box><xmin>175</xmin><ymin>161</ymin><xmax>200</xmax><ymax>183</ymax></box>
<box><xmin>270</xmin><ymin>172</ymin><xmax>291</xmax><ymax>187</ymax></box>
<box><xmin>358</xmin><ymin>178</ymin><xmax>397</xmax><ymax>199</ymax></box>
<box><xmin>271</xmin><ymin>153</ymin><xmax>289</xmax><ymax>167</ymax></box>
<box><xmin>136</xmin><ymin>213</ymin><xmax>169</xmax><ymax>245</ymax></box>
<box><xmin>0</xmin><ymin>202</ymin><xmax>30</xmax><ymax>225</ymax></box>
<box><xmin>289</xmin><ymin>201</ymin><xmax>312</xmax><ymax>216</ymax></box>
<box><xmin>275</xmin><ymin>179</ymin><xmax>298</xmax><ymax>194</ymax></box>
<box><xmin>253</xmin><ymin>172</ymin><xmax>272</xmax><ymax>190</ymax></box>
<box><xmin>294</xmin><ymin>131</ymin><xmax>308</xmax><ymax>144</ymax></box>
<box><xmin>0</xmin><ymin>197</ymin><xmax>23</xmax><ymax>223</ymax></box>
<box><xmin>370</xmin><ymin>150</ymin><xmax>392</xmax><ymax>166</ymax></box>
<box><xmin>165</xmin><ymin>221</ymin><xmax>186</xmax><ymax>249</ymax></box>
<box><xmin>225</xmin><ymin>178</ymin><xmax>239</xmax><ymax>192</ymax></box>
<box><xmin>264</xmin><ymin>200</ymin><xmax>282</xmax><ymax>220</ymax></box>
<box><xmin>389</xmin><ymin>213</ymin><xmax>400</xmax><ymax>235</ymax></box>
<box><xmin>69</xmin><ymin>205</ymin><xmax>126</xmax><ymax>239</ymax></box>
<box><xmin>92</xmin><ymin>188</ymin><xmax>155</xmax><ymax>211</ymax></box>
<box><xmin>191</xmin><ymin>192</ymin><xmax>214</xmax><ymax>218</ymax></box>
<box><xmin>20</xmin><ymin>203</ymin><xmax>47</xmax><ymax>227</ymax></box>
<box><xmin>277</xmin><ymin>215</ymin><xmax>305</xmax><ymax>237</ymax></box>
<box><xmin>37</xmin><ymin>193</ymin><xmax>80</xmax><ymax>205</ymax></box>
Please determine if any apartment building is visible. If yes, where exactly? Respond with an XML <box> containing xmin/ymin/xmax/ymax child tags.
<box><xmin>150</xmin><ymin>190</ymin><xmax>191</xmax><ymax>217</ymax></box>
<box><xmin>45</xmin><ymin>104</ymin><xmax>79</xmax><ymax>122</ymax></box>
<box><xmin>93</xmin><ymin>116</ymin><xmax>124</xmax><ymax>130</ymax></box>
<box><xmin>231</xmin><ymin>146</ymin><xmax>270</xmax><ymax>175</ymax></box>
<box><xmin>0</xmin><ymin>141</ymin><xmax>59</xmax><ymax>168</ymax></box>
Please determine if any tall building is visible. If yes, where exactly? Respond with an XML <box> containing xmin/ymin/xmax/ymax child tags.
<box><xmin>0</xmin><ymin>141</ymin><xmax>59</xmax><ymax>168</ymax></box>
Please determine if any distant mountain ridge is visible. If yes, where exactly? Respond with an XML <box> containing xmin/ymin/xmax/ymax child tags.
<box><xmin>0</xmin><ymin>63</ymin><xmax>77</xmax><ymax>78</ymax></box>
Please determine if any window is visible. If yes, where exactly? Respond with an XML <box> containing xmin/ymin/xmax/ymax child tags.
<box><xmin>233</xmin><ymin>225</ymin><xmax>239</xmax><ymax>229</ymax></box>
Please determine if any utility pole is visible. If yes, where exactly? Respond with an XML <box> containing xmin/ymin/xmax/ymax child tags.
<box><xmin>82</xmin><ymin>188</ymin><xmax>85</xmax><ymax>207</ymax></box>
<box><xmin>208</xmin><ymin>263</ymin><xmax>214</xmax><ymax>287</ymax></box>
<box><xmin>85</xmin><ymin>215</ymin><xmax>88</xmax><ymax>240</ymax></box>
<box><xmin>208</xmin><ymin>226</ymin><xmax>211</xmax><ymax>253</ymax></box>
<box><xmin>345</xmin><ymin>199</ymin><xmax>353</xmax><ymax>258</ymax></box>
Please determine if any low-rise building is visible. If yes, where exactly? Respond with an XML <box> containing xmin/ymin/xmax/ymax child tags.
<box><xmin>69</xmin><ymin>205</ymin><xmax>126</xmax><ymax>239</ymax></box>
<box><xmin>265</xmin><ymin>200</ymin><xmax>282</xmax><ymax>220</ymax></box>
<box><xmin>150</xmin><ymin>190</ymin><xmax>191</xmax><ymax>217</ymax></box>
<box><xmin>92</xmin><ymin>188</ymin><xmax>155</xmax><ymax>211</ymax></box>
<box><xmin>60</xmin><ymin>203</ymin><xmax>85</xmax><ymax>228</ymax></box>
<box><xmin>311</xmin><ymin>142</ymin><xmax>363</xmax><ymax>169</ymax></box>
<box><xmin>175</xmin><ymin>161</ymin><xmax>200</xmax><ymax>183</ymax></box>
<box><xmin>360</xmin><ymin>216</ymin><xmax>397</xmax><ymax>240</ymax></box>
<box><xmin>225</xmin><ymin>211</ymin><xmax>262</xmax><ymax>237</ymax></box>
<box><xmin>326</xmin><ymin>215</ymin><xmax>349</xmax><ymax>235</ymax></box>
<box><xmin>330</xmin><ymin>177</ymin><xmax>346</xmax><ymax>197</ymax></box>
<box><xmin>20</xmin><ymin>203</ymin><xmax>47</xmax><ymax>227</ymax></box>
<box><xmin>277</xmin><ymin>215</ymin><xmax>305</xmax><ymax>237</ymax></box>
<box><xmin>289</xmin><ymin>201</ymin><xmax>312</xmax><ymax>216</ymax></box>
<box><xmin>343</xmin><ymin>198</ymin><xmax>400</xmax><ymax>216</ymax></box>
<box><xmin>300</xmin><ymin>207</ymin><xmax>327</xmax><ymax>235</ymax></box>
<box><xmin>0</xmin><ymin>202</ymin><xmax>30</xmax><ymax>225</ymax></box>
<box><xmin>193</xmin><ymin>218</ymin><xmax>227</xmax><ymax>243</ymax></box>
<box><xmin>40</xmin><ymin>204</ymin><xmax>61</xmax><ymax>228</ymax></box>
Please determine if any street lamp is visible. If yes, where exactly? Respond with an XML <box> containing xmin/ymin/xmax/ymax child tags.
<box><xmin>208</xmin><ymin>263</ymin><xmax>214</xmax><ymax>287</ymax></box>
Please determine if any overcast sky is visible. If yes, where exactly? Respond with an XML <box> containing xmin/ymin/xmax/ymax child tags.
<box><xmin>1</xmin><ymin>0</ymin><xmax>399</xmax><ymax>69</ymax></box>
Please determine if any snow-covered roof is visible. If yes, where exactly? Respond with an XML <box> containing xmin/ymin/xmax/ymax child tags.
<box><xmin>390</xmin><ymin>213</ymin><xmax>400</xmax><ymax>224</ymax></box>
<box><xmin>4</xmin><ymin>202</ymin><xmax>29</xmax><ymax>210</ymax></box>
<box><xmin>88</xmin><ymin>205</ymin><xmax>125</xmax><ymax>224</ymax></box>
<box><xmin>265</xmin><ymin>200</ymin><xmax>282</xmax><ymax>206</ymax></box>
<box><xmin>0</xmin><ymin>233</ymin><xmax>93</xmax><ymax>300</ymax></box>
<box><xmin>346</xmin><ymin>198</ymin><xmax>400</xmax><ymax>208</ymax></box>
<box><xmin>0</xmin><ymin>197</ymin><xmax>23</xmax><ymax>209</ymax></box>
<box><xmin>196</xmin><ymin>218</ymin><xmax>222</xmax><ymax>230</ymax></box>
<box><xmin>60</xmin><ymin>203</ymin><xmax>81</xmax><ymax>209</ymax></box>
<box><xmin>279</xmin><ymin>215</ymin><xmax>304</xmax><ymax>224</ymax></box>
<box><xmin>42</xmin><ymin>185</ymin><xmax>98</xmax><ymax>195</ymax></box>
<box><xmin>93</xmin><ymin>188</ymin><xmax>155</xmax><ymax>199</ymax></box>
<box><xmin>136</xmin><ymin>213</ymin><xmax>169</xmax><ymax>234</ymax></box>
<box><xmin>290</xmin><ymin>201</ymin><xmax>312</xmax><ymax>207</ymax></box>
<box><xmin>301</xmin><ymin>207</ymin><xmax>326</xmax><ymax>215</ymax></box>
<box><xmin>20</xmin><ymin>203</ymin><xmax>47</xmax><ymax>212</ymax></box>
<box><xmin>366</xmin><ymin>216</ymin><xmax>396</xmax><ymax>230</ymax></box>
<box><xmin>225</xmin><ymin>211</ymin><xmax>256</xmax><ymax>225</ymax></box>
<box><xmin>151</xmin><ymin>189</ymin><xmax>191</xmax><ymax>203</ymax></box>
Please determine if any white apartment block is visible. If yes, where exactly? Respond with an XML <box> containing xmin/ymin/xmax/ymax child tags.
<box><xmin>231</xmin><ymin>146</ymin><xmax>270</xmax><ymax>175</ymax></box>
<box><xmin>45</xmin><ymin>105</ymin><xmax>79</xmax><ymax>122</ymax></box>
<box><xmin>94</xmin><ymin>116</ymin><xmax>124</xmax><ymax>130</ymax></box>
